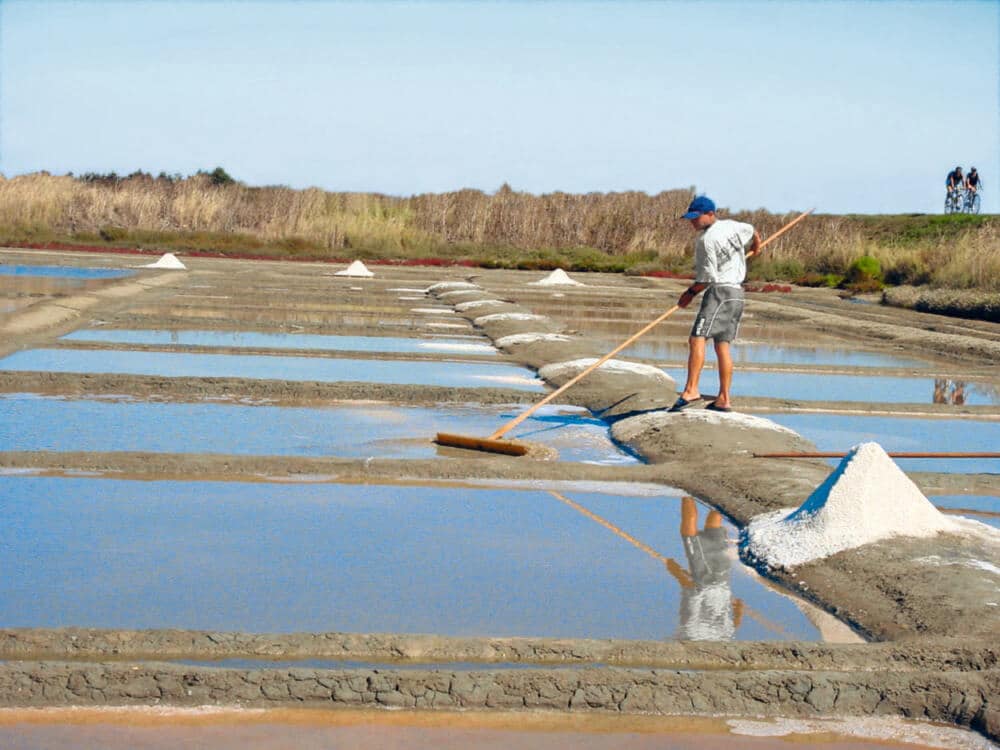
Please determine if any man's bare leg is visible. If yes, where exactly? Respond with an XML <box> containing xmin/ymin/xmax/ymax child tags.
<box><xmin>714</xmin><ymin>340</ymin><xmax>733</xmax><ymax>408</ymax></box>
<box><xmin>680</xmin><ymin>336</ymin><xmax>706</xmax><ymax>401</ymax></box>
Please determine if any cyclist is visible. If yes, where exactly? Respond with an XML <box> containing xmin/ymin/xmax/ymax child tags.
<box><xmin>966</xmin><ymin>167</ymin><xmax>981</xmax><ymax>197</ymax></box>
<box><xmin>946</xmin><ymin>166</ymin><xmax>965</xmax><ymax>195</ymax></box>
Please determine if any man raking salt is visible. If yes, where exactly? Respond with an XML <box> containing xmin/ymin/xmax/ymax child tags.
<box><xmin>670</xmin><ymin>196</ymin><xmax>761</xmax><ymax>413</ymax></box>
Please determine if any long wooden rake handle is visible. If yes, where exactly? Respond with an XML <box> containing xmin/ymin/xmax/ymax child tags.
<box><xmin>487</xmin><ymin>208</ymin><xmax>816</xmax><ymax>442</ymax></box>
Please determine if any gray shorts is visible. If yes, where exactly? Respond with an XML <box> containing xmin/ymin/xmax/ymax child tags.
<box><xmin>691</xmin><ymin>285</ymin><xmax>744</xmax><ymax>343</ymax></box>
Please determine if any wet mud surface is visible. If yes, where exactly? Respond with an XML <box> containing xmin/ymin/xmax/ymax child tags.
<box><xmin>1</xmin><ymin>248</ymin><xmax>998</xmax><ymax>740</ymax></box>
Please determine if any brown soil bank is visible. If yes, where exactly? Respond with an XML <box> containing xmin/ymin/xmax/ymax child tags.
<box><xmin>0</xmin><ymin>661</ymin><xmax>996</xmax><ymax>740</ymax></box>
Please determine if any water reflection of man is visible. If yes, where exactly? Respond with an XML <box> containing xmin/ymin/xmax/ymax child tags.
<box><xmin>677</xmin><ymin>497</ymin><xmax>743</xmax><ymax>641</ymax></box>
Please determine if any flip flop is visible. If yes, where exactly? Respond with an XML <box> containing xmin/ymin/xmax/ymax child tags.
<box><xmin>668</xmin><ymin>396</ymin><xmax>702</xmax><ymax>413</ymax></box>
<box><xmin>706</xmin><ymin>402</ymin><xmax>732</xmax><ymax>413</ymax></box>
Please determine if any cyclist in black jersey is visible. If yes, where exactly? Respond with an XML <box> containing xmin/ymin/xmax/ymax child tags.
<box><xmin>946</xmin><ymin>166</ymin><xmax>965</xmax><ymax>194</ymax></box>
<box><xmin>967</xmin><ymin>167</ymin><xmax>981</xmax><ymax>195</ymax></box>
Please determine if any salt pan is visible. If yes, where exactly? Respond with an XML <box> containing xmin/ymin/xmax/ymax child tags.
<box><xmin>745</xmin><ymin>442</ymin><xmax>960</xmax><ymax>569</ymax></box>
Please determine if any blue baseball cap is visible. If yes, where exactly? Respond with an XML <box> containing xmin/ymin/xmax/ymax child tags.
<box><xmin>680</xmin><ymin>195</ymin><xmax>716</xmax><ymax>220</ymax></box>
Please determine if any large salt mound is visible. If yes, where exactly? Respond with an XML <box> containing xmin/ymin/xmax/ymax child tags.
<box><xmin>473</xmin><ymin>312</ymin><xmax>547</xmax><ymax>325</ymax></box>
<box><xmin>494</xmin><ymin>333</ymin><xmax>573</xmax><ymax>348</ymax></box>
<box><xmin>745</xmin><ymin>442</ymin><xmax>960</xmax><ymax>569</ymax></box>
<box><xmin>334</xmin><ymin>260</ymin><xmax>374</xmax><ymax>277</ymax></box>
<box><xmin>529</xmin><ymin>268</ymin><xmax>584</xmax><ymax>286</ymax></box>
<box><xmin>141</xmin><ymin>253</ymin><xmax>186</xmax><ymax>270</ymax></box>
<box><xmin>427</xmin><ymin>281</ymin><xmax>479</xmax><ymax>294</ymax></box>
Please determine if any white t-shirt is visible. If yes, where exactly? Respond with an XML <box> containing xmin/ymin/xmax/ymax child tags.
<box><xmin>694</xmin><ymin>219</ymin><xmax>755</xmax><ymax>286</ymax></box>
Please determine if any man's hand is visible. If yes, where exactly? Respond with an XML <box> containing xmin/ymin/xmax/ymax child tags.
<box><xmin>678</xmin><ymin>283</ymin><xmax>705</xmax><ymax>308</ymax></box>
<box><xmin>744</xmin><ymin>230</ymin><xmax>763</xmax><ymax>260</ymax></box>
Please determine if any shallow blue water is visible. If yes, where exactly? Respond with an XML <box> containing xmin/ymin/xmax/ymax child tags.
<box><xmin>667</xmin><ymin>368</ymin><xmax>999</xmax><ymax>406</ymax></box>
<box><xmin>0</xmin><ymin>349</ymin><xmax>543</xmax><ymax>391</ymax></box>
<box><xmin>0</xmin><ymin>264</ymin><xmax>132</xmax><ymax>279</ymax></box>
<box><xmin>619</xmin><ymin>339</ymin><xmax>934</xmax><ymax>369</ymax></box>
<box><xmin>62</xmin><ymin>329</ymin><xmax>497</xmax><ymax>355</ymax></box>
<box><xmin>0</xmin><ymin>395</ymin><xmax>632</xmax><ymax>464</ymax></box>
<box><xmin>0</xmin><ymin>477</ymin><xmax>822</xmax><ymax>641</ymax></box>
<box><xmin>765</xmin><ymin>413</ymin><xmax>1000</xmax><ymax>474</ymax></box>
<box><xmin>928</xmin><ymin>495</ymin><xmax>999</xmax><ymax>529</ymax></box>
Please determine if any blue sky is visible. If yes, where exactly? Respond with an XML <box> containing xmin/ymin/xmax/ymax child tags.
<box><xmin>1</xmin><ymin>0</ymin><xmax>997</xmax><ymax>214</ymax></box>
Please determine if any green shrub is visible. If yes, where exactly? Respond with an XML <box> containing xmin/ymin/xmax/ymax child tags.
<box><xmin>843</xmin><ymin>255</ymin><xmax>883</xmax><ymax>290</ymax></box>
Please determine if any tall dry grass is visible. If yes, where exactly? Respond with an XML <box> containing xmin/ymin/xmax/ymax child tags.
<box><xmin>0</xmin><ymin>173</ymin><xmax>996</xmax><ymax>288</ymax></box>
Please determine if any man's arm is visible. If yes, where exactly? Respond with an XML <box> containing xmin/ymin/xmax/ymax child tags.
<box><xmin>744</xmin><ymin>230</ymin><xmax>763</xmax><ymax>260</ymax></box>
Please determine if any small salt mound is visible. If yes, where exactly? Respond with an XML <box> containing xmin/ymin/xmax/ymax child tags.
<box><xmin>437</xmin><ymin>289</ymin><xmax>485</xmax><ymax>301</ymax></box>
<box><xmin>473</xmin><ymin>313</ymin><xmax>547</xmax><ymax>325</ymax></box>
<box><xmin>494</xmin><ymin>333</ymin><xmax>573</xmax><ymax>348</ymax></box>
<box><xmin>612</xmin><ymin>409</ymin><xmax>796</xmax><ymax>443</ymax></box>
<box><xmin>453</xmin><ymin>299</ymin><xmax>504</xmax><ymax>312</ymax></box>
<box><xmin>334</xmin><ymin>260</ymin><xmax>374</xmax><ymax>277</ymax></box>
<box><xmin>427</xmin><ymin>281</ymin><xmax>479</xmax><ymax>294</ymax></box>
<box><xmin>538</xmin><ymin>357</ymin><xmax>670</xmax><ymax>383</ymax></box>
<box><xmin>745</xmin><ymin>442</ymin><xmax>960</xmax><ymax>569</ymax></box>
<box><xmin>141</xmin><ymin>253</ymin><xmax>186</xmax><ymax>270</ymax></box>
<box><xmin>529</xmin><ymin>268</ymin><xmax>584</xmax><ymax>286</ymax></box>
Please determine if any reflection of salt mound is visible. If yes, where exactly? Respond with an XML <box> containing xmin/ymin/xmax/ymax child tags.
<box><xmin>142</xmin><ymin>253</ymin><xmax>186</xmax><ymax>270</ymax></box>
<box><xmin>746</xmin><ymin>442</ymin><xmax>959</xmax><ymax>569</ymax></box>
<box><xmin>529</xmin><ymin>268</ymin><xmax>584</xmax><ymax>286</ymax></box>
<box><xmin>335</xmin><ymin>260</ymin><xmax>374</xmax><ymax>277</ymax></box>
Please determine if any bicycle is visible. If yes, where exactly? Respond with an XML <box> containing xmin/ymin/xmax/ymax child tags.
<box><xmin>963</xmin><ymin>187</ymin><xmax>982</xmax><ymax>214</ymax></box>
<box><xmin>944</xmin><ymin>187</ymin><xmax>965</xmax><ymax>214</ymax></box>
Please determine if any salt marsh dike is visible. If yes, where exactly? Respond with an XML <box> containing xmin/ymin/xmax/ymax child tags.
<box><xmin>1</xmin><ymin>248</ymin><xmax>999</xmax><ymax>743</ymax></box>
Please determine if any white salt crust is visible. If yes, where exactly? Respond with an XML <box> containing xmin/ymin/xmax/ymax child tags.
<box><xmin>141</xmin><ymin>253</ymin><xmax>186</xmax><ymax>270</ymax></box>
<box><xmin>473</xmin><ymin>313</ymin><xmax>548</xmax><ymax>325</ymax></box>
<box><xmin>333</xmin><ymin>260</ymin><xmax>374</xmax><ymax>277</ymax></box>
<box><xmin>416</xmin><ymin>342</ymin><xmax>497</xmax><ymax>354</ymax></box>
<box><xmin>728</xmin><ymin>717</ymin><xmax>995</xmax><ymax>749</ymax></box>
<box><xmin>410</xmin><ymin>308</ymin><xmax>455</xmax><ymax>315</ymax></box>
<box><xmin>611</xmin><ymin>409</ymin><xmax>795</xmax><ymax>443</ymax></box>
<box><xmin>529</xmin><ymin>268</ymin><xmax>585</xmax><ymax>286</ymax></box>
<box><xmin>387</xmin><ymin>287</ymin><xmax>427</xmax><ymax>293</ymax></box>
<box><xmin>425</xmin><ymin>323</ymin><xmax>468</xmax><ymax>329</ymax></box>
<box><xmin>453</xmin><ymin>299</ymin><xmax>504</xmax><ymax>311</ymax></box>
<box><xmin>538</xmin><ymin>357</ymin><xmax>672</xmax><ymax>383</ymax></box>
<box><xmin>426</xmin><ymin>281</ymin><xmax>479</xmax><ymax>293</ymax></box>
<box><xmin>494</xmin><ymin>333</ymin><xmax>574</xmax><ymax>348</ymax></box>
<box><xmin>745</xmin><ymin>442</ymin><xmax>960</xmax><ymax>569</ymax></box>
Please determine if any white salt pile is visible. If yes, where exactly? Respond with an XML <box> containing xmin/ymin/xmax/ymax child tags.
<box><xmin>745</xmin><ymin>442</ymin><xmax>960</xmax><ymax>569</ymax></box>
<box><xmin>141</xmin><ymin>253</ymin><xmax>186</xmax><ymax>270</ymax></box>
<box><xmin>334</xmin><ymin>260</ymin><xmax>374</xmax><ymax>277</ymax></box>
<box><xmin>529</xmin><ymin>268</ymin><xmax>585</xmax><ymax>286</ymax></box>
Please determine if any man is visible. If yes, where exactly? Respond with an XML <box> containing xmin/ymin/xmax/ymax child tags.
<box><xmin>946</xmin><ymin>166</ymin><xmax>965</xmax><ymax>194</ymax></box>
<box><xmin>966</xmin><ymin>167</ymin><xmax>981</xmax><ymax>196</ymax></box>
<box><xmin>670</xmin><ymin>195</ymin><xmax>761</xmax><ymax>413</ymax></box>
